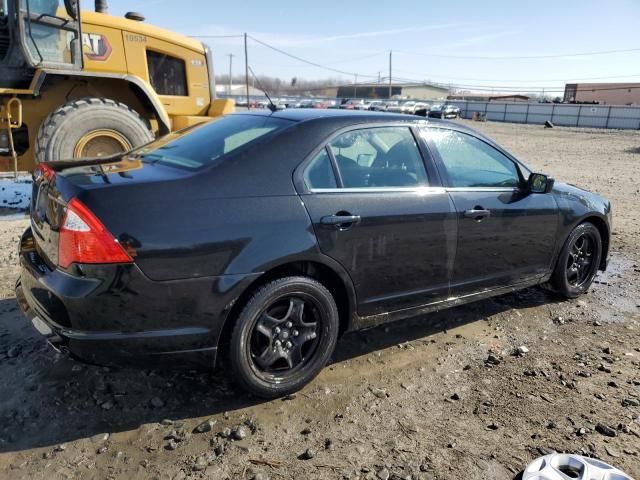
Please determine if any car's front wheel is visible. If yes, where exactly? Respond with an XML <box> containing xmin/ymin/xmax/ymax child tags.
<box><xmin>228</xmin><ymin>276</ymin><xmax>339</xmax><ymax>398</ymax></box>
<box><xmin>551</xmin><ymin>222</ymin><xmax>602</xmax><ymax>298</ymax></box>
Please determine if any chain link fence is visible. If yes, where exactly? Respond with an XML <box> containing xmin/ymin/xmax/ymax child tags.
<box><xmin>446</xmin><ymin>101</ymin><xmax>640</xmax><ymax>130</ymax></box>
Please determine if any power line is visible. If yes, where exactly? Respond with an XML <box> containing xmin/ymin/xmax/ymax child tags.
<box><xmin>247</xmin><ymin>35</ymin><xmax>379</xmax><ymax>79</ymax></box>
<box><xmin>392</xmin><ymin>69</ymin><xmax>640</xmax><ymax>84</ymax></box>
<box><xmin>395</xmin><ymin>47</ymin><xmax>640</xmax><ymax>60</ymax></box>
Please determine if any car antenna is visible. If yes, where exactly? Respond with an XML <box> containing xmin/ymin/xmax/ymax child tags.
<box><xmin>247</xmin><ymin>65</ymin><xmax>278</xmax><ymax>112</ymax></box>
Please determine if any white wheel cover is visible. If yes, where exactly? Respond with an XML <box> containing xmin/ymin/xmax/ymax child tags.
<box><xmin>523</xmin><ymin>454</ymin><xmax>633</xmax><ymax>480</ymax></box>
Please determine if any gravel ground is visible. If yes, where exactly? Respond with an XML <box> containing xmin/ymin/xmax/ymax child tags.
<box><xmin>0</xmin><ymin>120</ymin><xmax>639</xmax><ymax>480</ymax></box>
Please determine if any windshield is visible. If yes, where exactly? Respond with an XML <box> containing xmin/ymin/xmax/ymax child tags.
<box><xmin>132</xmin><ymin>115</ymin><xmax>292</xmax><ymax>170</ymax></box>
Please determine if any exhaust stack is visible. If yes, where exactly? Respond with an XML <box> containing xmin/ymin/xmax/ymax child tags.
<box><xmin>95</xmin><ymin>0</ymin><xmax>108</xmax><ymax>13</ymax></box>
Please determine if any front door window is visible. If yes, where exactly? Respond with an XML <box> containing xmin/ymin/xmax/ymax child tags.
<box><xmin>424</xmin><ymin>128</ymin><xmax>521</xmax><ymax>188</ymax></box>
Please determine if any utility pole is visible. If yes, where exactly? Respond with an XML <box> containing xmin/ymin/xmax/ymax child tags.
<box><xmin>388</xmin><ymin>50</ymin><xmax>392</xmax><ymax>99</ymax></box>
<box><xmin>244</xmin><ymin>33</ymin><xmax>250</xmax><ymax>110</ymax></box>
<box><xmin>226</xmin><ymin>54</ymin><xmax>234</xmax><ymax>95</ymax></box>
<box><xmin>377</xmin><ymin>72</ymin><xmax>381</xmax><ymax>84</ymax></box>
<box><xmin>354</xmin><ymin>73</ymin><xmax>358</xmax><ymax>97</ymax></box>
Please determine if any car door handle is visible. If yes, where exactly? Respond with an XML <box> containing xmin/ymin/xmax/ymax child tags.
<box><xmin>464</xmin><ymin>208</ymin><xmax>491</xmax><ymax>220</ymax></box>
<box><xmin>320</xmin><ymin>214</ymin><xmax>361</xmax><ymax>227</ymax></box>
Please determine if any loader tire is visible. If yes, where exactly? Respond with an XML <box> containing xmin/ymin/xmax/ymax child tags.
<box><xmin>36</xmin><ymin>97</ymin><xmax>154</xmax><ymax>163</ymax></box>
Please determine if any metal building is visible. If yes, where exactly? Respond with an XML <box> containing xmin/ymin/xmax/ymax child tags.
<box><xmin>333</xmin><ymin>83</ymin><xmax>449</xmax><ymax>100</ymax></box>
<box><xmin>564</xmin><ymin>83</ymin><xmax>640</xmax><ymax>106</ymax></box>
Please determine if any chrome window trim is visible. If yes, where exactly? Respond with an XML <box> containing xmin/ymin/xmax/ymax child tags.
<box><xmin>308</xmin><ymin>186</ymin><xmax>518</xmax><ymax>194</ymax></box>
<box><xmin>308</xmin><ymin>187</ymin><xmax>447</xmax><ymax>194</ymax></box>
<box><xmin>445</xmin><ymin>187</ymin><xmax>519</xmax><ymax>193</ymax></box>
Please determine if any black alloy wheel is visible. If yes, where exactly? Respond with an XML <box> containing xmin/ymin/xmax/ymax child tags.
<box><xmin>228</xmin><ymin>276</ymin><xmax>339</xmax><ymax>398</ymax></box>
<box><xmin>566</xmin><ymin>232</ymin><xmax>597</xmax><ymax>288</ymax></box>
<box><xmin>551</xmin><ymin>222</ymin><xmax>602</xmax><ymax>298</ymax></box>
<box><xmin>250</xmin><ymin>295</ymin><xmax>321</xmax><ymax>376</ymax></box>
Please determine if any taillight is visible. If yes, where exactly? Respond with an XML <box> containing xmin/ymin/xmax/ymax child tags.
<box><xmin>59</xmin><ymin>198</ymin><xmax>133</xmax><ymax>268</ymax></box>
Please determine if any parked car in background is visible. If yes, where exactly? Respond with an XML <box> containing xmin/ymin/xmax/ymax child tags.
<box><xmin>410</xmin><ymin>102</ymin><xmax>431</xmax><ymax>115</ymax></box>
<box><xmin>429</xmin><ymin>104</ymin><xmax>460</xmax><ymax>119</ymax></box>
<box><xmin>340</xmin><ymin>99</ymin><xmax>366</xmax><ymax>110</ymax></box>
<box><xmin>385</xmin><ymin>100</ymin><xmax>403</xmax><ymax>113</ymax></box>
<box><xmin>399</xmin><ymin>100</ymin><xmax>417</xmax><ymax>114</ymax></box>
<box><xmin>17</xmin><ymin>109</ymin><xmax>611</xmax><ymax>398</ymax></box>
<box><xmin>285</xmin><ymin>99</ymin><xmax>302</xmax><ymax>109</ymax></box>
<box><xmin>367</xmin><ymin>100</ymin><xmax>385</xmax><ymax>111</ymax></box>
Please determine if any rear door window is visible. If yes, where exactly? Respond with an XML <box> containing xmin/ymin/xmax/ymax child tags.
<box><xmin>328</xmin><ymin>127</ymin><xmax>428</xmax><ymax>188</ymax></box>
<box><xmin>304</xmin><ymin>148</ymin><xmax>337</xmax><ymax>189</ymax></box>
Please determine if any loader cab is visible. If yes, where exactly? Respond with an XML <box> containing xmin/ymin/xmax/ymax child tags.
<box><xmin>0</xmin><ymin>0</ymin><xmax>82</xmax><ymax>88</ymax></box>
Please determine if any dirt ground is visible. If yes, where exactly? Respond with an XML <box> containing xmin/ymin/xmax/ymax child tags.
<box><xmin>0</xmin><ymin>120</ymin><xmax>639</xmax><ymax>480</ymax></box>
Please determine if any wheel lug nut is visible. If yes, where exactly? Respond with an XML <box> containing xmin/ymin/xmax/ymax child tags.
<box><xmin>274</xmin><ymin>327</ymin><xmax>281</xmax><ymax>334</ymax></box>
<box><xmin>292</xmin><ymin>330</ymin><xmax>299</xmax><ymax>337</ymax></box>
<box><xmin>286</xmin><ymin>341</ymin><xmax>292</xmax><ymax>349</ymax></box>
<box><xmin>275</xmin><ymin>339</ymin><xmax>281</xmax><ymax>346</ymax></box>
<box><xmin>285</xmin><ymin>321</ymin><xmax>292</xmax><ymax>328</ymax></box>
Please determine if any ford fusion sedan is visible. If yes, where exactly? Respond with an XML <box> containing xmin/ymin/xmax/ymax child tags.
<box><xmin>16</xmin><ymin>109</ymin><xmax>611</xmax><ymax>398</ymax></box>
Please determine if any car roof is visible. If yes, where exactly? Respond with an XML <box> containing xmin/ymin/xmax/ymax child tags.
<box><xmin>230</xmin><ymin>108</ymin><xmax>485</xmax><ymax>138</ymax></box>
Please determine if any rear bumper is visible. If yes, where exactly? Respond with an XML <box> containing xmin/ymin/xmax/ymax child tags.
<box><xmin>16</xmin><ymin>228</ymin><xmax>260</xmax><ymax>368</ymax></box>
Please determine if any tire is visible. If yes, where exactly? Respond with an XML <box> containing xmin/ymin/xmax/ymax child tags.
<box><xmin>550</xmin><ymin>222</ymin><xmax>602</xmax><ymax>298</ymax></box>
<box><xmin>36</xmin><ymin>97</ymin><xmax>154</xmax><ymax>163</ymax></box>
<box><xmin>228</xmin><ymin>276</ymin><xmax>339</xmax><ymax>398</ymax></box>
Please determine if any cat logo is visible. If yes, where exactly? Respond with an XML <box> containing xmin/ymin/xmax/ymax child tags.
<box><xmin>82</xmin><ymin>33</ymin><xmax>112</xmax><ymax>61</ymax></box>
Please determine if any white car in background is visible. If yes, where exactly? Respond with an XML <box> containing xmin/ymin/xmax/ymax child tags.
<box><xmin>399</xmin><ymin>101</ymin><xmax>417</xmax><ymax>114</ymax></box>
<box><xmin>409</xmin><ymin>102</ymin><xmax>430</xmax><ymax>114</ymax></box>
<box><xmin>385</xmin><ymin>100</ymin><xmax>403</xmax><ymax>113</ymax></box>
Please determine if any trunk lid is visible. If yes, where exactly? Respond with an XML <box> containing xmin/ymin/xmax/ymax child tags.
<box><xmin>30</xmin><ymin>156</ymin><xmax>190</xmax><ymax>267</ymax></box>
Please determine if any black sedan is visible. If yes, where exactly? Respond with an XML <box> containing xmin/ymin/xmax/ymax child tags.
<box><xmin>16</xmin><ymin>109</ymin><xmax>611</xmax><ymax>398</ymax></box>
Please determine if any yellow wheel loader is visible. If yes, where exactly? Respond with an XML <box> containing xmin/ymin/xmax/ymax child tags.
<box><xmin>0</xmin><ymin>0</ymin><xmax>234</xmax><ymax>174</ymax></box>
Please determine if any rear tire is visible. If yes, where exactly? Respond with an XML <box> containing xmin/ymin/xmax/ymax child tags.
<box><xmin>36</xmin><ymin>97</ymin><xmax>154</xmax><ymax>163</ymax></box>
<box><xmin>228</xmin><ymin>276</ymin><xmax>339</xmax><ymax>398</ymax></box>
<box><xmin>550</xmin><ymin>222</ymin><xmax>602</xmax><ymax>298</ymax></box>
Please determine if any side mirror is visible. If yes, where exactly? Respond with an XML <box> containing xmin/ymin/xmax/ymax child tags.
<box><xmin>528</xmin><ymin>173</ymin><xmax>555</xmax><ymax>193</ymax></box>
<box><xmin>64</xmin><ymin>0</ymin><xmax>79</xmax><ymax>19</ymax></box>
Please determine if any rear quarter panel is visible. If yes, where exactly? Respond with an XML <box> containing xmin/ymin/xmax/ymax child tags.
<box><xmin>96</xmin><ymin>194</ymin><xmax>319</xmax><ymax>281</ymax></box>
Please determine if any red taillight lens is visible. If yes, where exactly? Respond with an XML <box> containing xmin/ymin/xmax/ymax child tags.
<box><xmin>58</xmin><ymin>198</ymin><xmax>133</xmax><ymax>268</ymax></box>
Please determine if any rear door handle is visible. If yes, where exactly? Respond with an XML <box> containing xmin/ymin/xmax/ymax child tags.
<box><xmin>320</xmin><ymin>214</ymin><xmax>361</xmax><ymax>227</ymax></box>
<box><xmin>464</xmin><ymin>208</ymin><xmax>491</xmax><ymax>220</ymax></box>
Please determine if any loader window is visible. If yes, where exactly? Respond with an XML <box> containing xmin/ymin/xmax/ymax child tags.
<box><xmin>147</xmin><ymin>50</ymin><xmax>188</xmax><ymax>96</ymax></box>
<box><xmin>19</xmin><ymin>0</ymin><xmax>82</xmax><ymax>67</ymax></box>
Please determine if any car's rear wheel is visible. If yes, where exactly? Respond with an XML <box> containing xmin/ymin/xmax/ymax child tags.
<box><xmin>228</xmin><ymin>276</ymin><xmax>339</xmax><ymax>398</ymax></box>
<box><xmin>551</xmin><ymin>222</ymin><xmax>602</xmax><ymax>298</ymax></box>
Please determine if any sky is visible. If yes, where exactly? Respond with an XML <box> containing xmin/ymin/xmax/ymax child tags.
<box><xmin>104</xmin><ymin>0</ymin><xmax>640</xmax><ymax>95</ymax></box>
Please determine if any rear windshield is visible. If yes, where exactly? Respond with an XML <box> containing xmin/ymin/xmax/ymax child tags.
<box><xmin>132</xmin><ymin>115</ymin><xmax>292</xmax><ymax>170</ymax></box>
